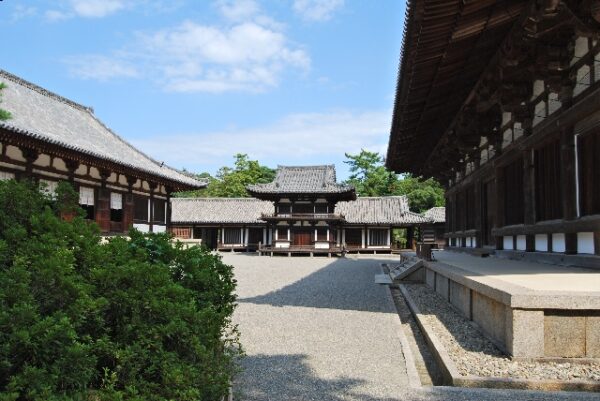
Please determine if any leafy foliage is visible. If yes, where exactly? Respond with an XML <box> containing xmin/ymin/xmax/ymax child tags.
<box><xmin>344</xmin><ymin>149</ymin><xmax>445</xmax><ymax>212</ymax></box>
<box><xmin>0</xmin><ymin>83</ymin><xmax>12</xmax><ymax>121</ymax></box>
<box><xmin>176</xmin><ymin>154</ymin><xmax>275</xmax><ymax>198</ymax></box>
<box><xmin>0</xmin><ymin>180</ymin><xmax>241</xmax><ymax>401</ymax></box>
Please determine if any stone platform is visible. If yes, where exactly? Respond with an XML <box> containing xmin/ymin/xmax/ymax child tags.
<box><xmin>421</xmin><ymin>251</ymin><xmax>600</xmax><ymax>360</ymax></box>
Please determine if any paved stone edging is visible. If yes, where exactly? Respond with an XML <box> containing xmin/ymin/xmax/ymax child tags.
<box><xmin>380</xmin><ymin>263</ymin><xmax>422</xmax><ymax>389</ymax></box>
<box><xmin>397</xmin><ymin>284</ymin><xmax>600</xmax><ymax>393</ymax></box>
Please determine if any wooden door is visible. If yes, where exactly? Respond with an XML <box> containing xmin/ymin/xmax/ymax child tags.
<box><xmin>292</xmin><ymin>229</ymin><xmax>312</xmax><ymax>246</ymax></box>
<box><xmin>248</xmin><ymin>228</ymin><xmax>263</xmax><ymax>246</ymax></box>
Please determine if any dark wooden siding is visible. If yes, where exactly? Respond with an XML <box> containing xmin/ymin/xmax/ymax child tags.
<box><xmin>535</xmin><ymin>140</ymin><xmax>562</xmax><ymax>221</ymax></box>
<box><xmin>579</xmin><ymin>131</ymin><xmax>600</xmax><ymax>216</ymax></box>
<box><xmin>504</xmin><ymin>158</ymin><xmax>524</xmax><ymax>225</ymax></box>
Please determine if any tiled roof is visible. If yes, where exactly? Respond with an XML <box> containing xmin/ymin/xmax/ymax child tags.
<box><xmin>335</xmin><ymin>196</ymin><xmax>431</xmax><ymax>225</ymax></box>
<box><xmin>423</xmin><ymin>207</ymin><xmax>445</xmax><ymax>223</ymax></box>
<box><xmin>0</xmin><ymin>70</ymin><xmax>204</xmax><ymax>189</ymax></box>
<box><xmin>171</xmin><ymin>198</ymin><xmax>274</xmax><ymax>224</ymax></box>
<box><xmin>247</xmin><ymin>165</ymin><xmax>355</xmax><ymax>195</ymax></box>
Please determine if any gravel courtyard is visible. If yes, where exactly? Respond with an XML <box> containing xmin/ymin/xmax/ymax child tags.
<box><xmin>226</xmin><ymin>254</ymin><xmax>600</xmax><ymax>401</ymax></box>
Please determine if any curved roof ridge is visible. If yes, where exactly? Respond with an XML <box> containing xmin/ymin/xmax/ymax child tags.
<box><xmin>0</xmin><ymin>69</ymin><xmax>92</xmax><ymax>113</ymax></box>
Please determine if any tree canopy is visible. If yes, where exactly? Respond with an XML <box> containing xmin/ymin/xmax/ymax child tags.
<box><xmin>176</xmin><ymin>154</ymin><xmax>275</xmax><ymax>198</ymax></box>
<box><xmin>343</xmin><ymin>149</ymin><xmax>445</xmax><ymax>212</ymax></box>
<box><xmin>0</xmin><ymin>83</ymin><xmax>12</xmax><ymax>121</ymax></box>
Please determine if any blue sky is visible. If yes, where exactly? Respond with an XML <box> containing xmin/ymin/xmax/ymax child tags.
<box><xmin>1</xmin><ymin>0</ymin><xmax>405</xmax><ymax>179</ymax></box>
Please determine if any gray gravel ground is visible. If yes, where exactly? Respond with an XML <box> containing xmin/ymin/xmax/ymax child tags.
<box><xmin>404</xmin><ymin>284</ymin><xmax>600</xmax><ymax>382</ymax></box>
<box><xmin>226</xmin><ymin>254</ymin><xmax>600</xmax><ymax>401</ymax></box>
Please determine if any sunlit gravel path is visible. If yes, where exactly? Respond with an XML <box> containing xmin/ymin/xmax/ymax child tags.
<box><xmin>226</xmin><ymin>254</ymin><xmax>599</xmax><ymax>401</ymax></box>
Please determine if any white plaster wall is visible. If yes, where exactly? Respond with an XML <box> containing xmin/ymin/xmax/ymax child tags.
<box><xmin>577</xmin><ymin>232</ymin><xmax>595</xmax><ymax>254</ymax></box>
<box><xmin>503</xmin><ymin>236</ymin><xmax>514</xmax><ymax>250</ymax></box>
<box><xmin>535</xmin><ymin>234</ymin><xmax>548</xmax><ymax>252</ymax></box>
<box><xmin>74</xmin><ymin>164</ymin><xmax>87</xmax><ymax>175</ymax></box>
<box><xmin>134</xmin><ymin>224</ymin><xmax>150</xmax><ymax>233</ymax></box>
<box><xmin>516</xmin><ymin>235</ymin><xmax>527</xmax><ymax>251</ymax></box>
<box><xmin>315</xmin><ymin>241</ymin><xmax>329</xmax><ymax>249</ymax></box>
<box><xmin>552</xmin><ymin>233</ymin><xmax>566</xmax><ymax>253</ymax></box>
<box><xmin>275</xmin><ymin>241</ymin><xmax>290</xmax><ymax>248</ymax></box>
<box><xmin>33</xmin><ymin>154</ymin><xmax>51</xmax><ymax>167</ymax></box>
<box><xmin>6</xmin><ymin>145</ymin><xmax>25</xmax><ymax>162</ymax></box>
<box><xmin>153</xmin><ymin>225</ymin><xmax>166</xmax><ymax>233</ymax></box>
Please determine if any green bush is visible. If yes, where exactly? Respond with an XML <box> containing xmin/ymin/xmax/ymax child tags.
<box><xmin>0</xmin><ymin>180</ymin><xmax>241</xmax><ymax>401</ymax></box>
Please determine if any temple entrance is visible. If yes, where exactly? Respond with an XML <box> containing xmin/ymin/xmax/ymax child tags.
<box><xmin>344</xmin><ymin>228</ymin><xmax>362</xmax><ymax>247</ymax></box>
<box><xmin>292</xmin><ymin>229</ymin><xmax>313</xmax><ymax>246</ymax></box>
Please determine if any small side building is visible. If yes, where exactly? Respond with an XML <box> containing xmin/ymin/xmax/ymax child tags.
<box><xmin>421</xmin><ymin>207</ymin><xmax>446</xmax><ymax>249</ymax></box>
<box><xmin>0</xmin><ymin>70</ymin><xmax>205</xmax><ymax>234</ymax></box>
<box><xmin>170</xmin><ymin>197</ymin><xmax>274</xmax><ymax>251</ymax></box>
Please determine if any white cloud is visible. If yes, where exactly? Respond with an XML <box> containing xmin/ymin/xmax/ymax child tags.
<box><xmin>11</xmin><ymin>5</ymin><xmax>37</xmax><ymax>22</ymax></box>
<box><xmin>215</xmin><ymin>0</ymin><xmax>260</xmax><ymax>22</ymax></box>
<box><xmin>65</xmin><ymin>8</ymin><xmax>310</xmax><ymax>93</ymax></box>
<box><xmin>45</xmin><ymin>9</ymin><xmax>71</xmax><ymax>21</ymax></box>
<box><xmin>131</xmin><ymin>109</ymin><xmax>390</xmax><ymax>172</ymax></box>
<box><xmin>65</xmin><ymin>55</ymin><xmax>139</xmax><ymax>81</ymax></box>
<box><xmin>293</xmin><ymin>0</ymin><xmax>344</xmax><ymax>21</ymax></box>
<box><xmin>69</xmin><ymin>0</ymin><xmax>125</xmax><ymax>17</ymax></box>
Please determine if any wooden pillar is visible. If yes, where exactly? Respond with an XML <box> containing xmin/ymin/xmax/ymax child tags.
<box><xmin>561</xmin><ymin>127</ymin><xmax>578</xmax><ymax>254</ymax></box>
<box><xmin>65</xmin><ymin>160</ymin><xmax>80</xmax><ymax>184</ymax></box>
<box><xmin>96</xmin><ymin>169</ymin><xmax>111</xmax><ymax>233</ymax></box>
<box><xmin>122</xmin><ymin>176</ymin><xmax>136</xmax><ymax>233</ymax></box>
<box><xmin>495</xmin><ymin>166</ymin><xmax>505</xmax><ymax>249</ymax></box>
<box><xmin>165</xmin><ymin>185</ymin><xmax>173</xmax><ymax>232</ymax></box>
<box><xmin>474</xmin><ymin>181</ymin><xmax>482</xmax><ymax>248</ymax></box>
<box><xmin>361</xmin><ymin>227</ymin><xmax>366</xmax><ymax>248</ymax></box>
<box><xmin>148</xmin><ymin>182</ymin><xmax>157</xmax><ymax>233</ymax></box>
<box><xmin>523</xmin><ymin>149</ymin><xmax>536</xmax><ymax>251</ymax></box>
<box><xmin>22</xmin><ymin>148</ymin><xmax>39</xmax><ymax>179</ymax></box>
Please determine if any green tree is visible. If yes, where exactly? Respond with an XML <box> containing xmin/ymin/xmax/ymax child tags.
<box><xmin>176</xmin><ymin>154</ymin><xmax>275</xmax><ymax>198</ymax></box>
<box><xmin>343</xmin><ymin>149</ymin><xmax>396</xmax><ymax>196</ymax></box>
<box><xmin>0</xmin><ymin>83</ymin><xmax>12</xmax><ymax>121</ymax></box>
<box><xmin>343</xmin><ymin>149</ymin><xmax>445</xmax><ymax>212</ymax></box>
<box><xmin>0</xmin><ymin>180</ymin><xmax>241</xmax><ymax>401</ymax></box>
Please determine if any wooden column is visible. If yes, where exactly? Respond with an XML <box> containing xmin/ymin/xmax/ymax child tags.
<box><xmin>65</xmin><ymin>160</ymin><xmax>80</xmax><ymax>184</ymax></box>
<box><xmin>495</xmin><ymin>166</ymin><xmax>505</xmax><ymax>249</ymax></box>
<box><xmin>165</xmin><ymin>186</ymin><xmax>173</xmax><ymax>231</ymax></box>
<box><xmin>474</xmin><ymin>180</ymin><xmax>482</xmax><ymax>248</ymax></box>
<box><xmin>96</xmin><ymin>169</ymin><xmax>111</xmax><ymax>233</ymax></box>
<box><xmin>122</xmin><ymin>176</ymin><xmax>136</xmax><ymax>233</ymax></box>
<box><xmin>22</xmin><ymin>148</ymin><xmax>39</xmax><ymax>179</ymax></box>
<box><xmin>561</xmin><ymin>127</ymin><xmax>578</xmax><ymax>254</ymax></box>
<box><xmin>149</xmin><ymin>182</ymin><xmax>157</xmax><ymax>233</ymax></box>
<box><xmin>523</xmin><ymin>149</ymin><xmax>536</xmax><ymax>251</ymax></box>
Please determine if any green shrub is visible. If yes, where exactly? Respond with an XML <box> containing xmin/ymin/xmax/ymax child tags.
<box><xmin>0</xmin><ymin>180</ymin><xmax>241</xmax><ymax>401</ymax></box>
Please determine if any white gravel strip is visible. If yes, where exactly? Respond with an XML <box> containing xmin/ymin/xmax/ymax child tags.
<box><xmin>404</xmin><ymin>284</ymin><xmax>600</xmax><ymax>382</ymax></box>
<box><xmin>227</xmin><ymin>254</ymin><xmax>409</xmax><ymax>401</ymax></box>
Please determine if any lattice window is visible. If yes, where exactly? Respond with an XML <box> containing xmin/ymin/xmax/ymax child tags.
<box><xmin>171</xmin><ymin>227</ymin><xmax>191</xmax><ymax>239</ymax></box>
<box><xmin>134</xmin><ymin>195</ymin><xmax>148</xmax><ymax>222</ymax></box>
<box><xmin>223</xmin><ymin>228</ymin><xmax>242</xmax><ymax>244</ymax></box>
<box><xmin>369</xmin><ymin>229</ymin><xmax>387</xmax><ymax>246</ymax></box>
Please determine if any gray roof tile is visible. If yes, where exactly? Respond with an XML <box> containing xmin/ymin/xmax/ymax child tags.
<box><xmin>0</xmin><ymin>70</ymin><xmax>204</xmax><ymax>189</ymax></box>
<box><xmin>171</xmin><ymin>195</ymin><xmax>432</xmax><ymax>225</ymax></box>
<box><xmin>423</xmin><ymin>207</ymin><xmax>445</xmax><ymax>223</ymax></box>
<box><xmin>171</xmin><ymin>198</ymin><xmax>274</xmax><ymax>224</ymax></box>
<box><xmin>247</xmin><ymin>165</ymin><xmax>355</xmax><ymax>195</ymax></box>
<box><xmin>335</xmin><ymin>196</ymin><xmax>431</xmax><ymax>225</ymax></box>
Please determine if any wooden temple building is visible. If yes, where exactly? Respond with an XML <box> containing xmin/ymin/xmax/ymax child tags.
<box><xmin>170</xmin><ymin>165</ymin><xmax>432</xmax><ymax>255</ymax></box>
<box><xmin>0</xmin><ymin>70</ymin><xmax>205</xmax><ymax>234</ymax></box>
<box><xmin>387</xmin><ymin>0</ymin><xmax>600</xmax><ymax>267</ymax></box>
<box><xmin>385</xmin><ymin>0</ymin><xmax>600</xmax><ymax>361</ymax></box>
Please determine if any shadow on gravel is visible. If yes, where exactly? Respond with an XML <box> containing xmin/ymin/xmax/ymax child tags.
<box><xmin>235</xmin><ymin>354</ymin><xmax>600</xmax><ymax>401</ymax></box>
<box><xmin>235</xmin><ymin>353</ymin><xmax>404</xmax><ymax>401</ymax></box>
<box><xmin>238</xmin><ymin>258</ymin><xmax>396</xmax><ymax>313</ymax></box>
